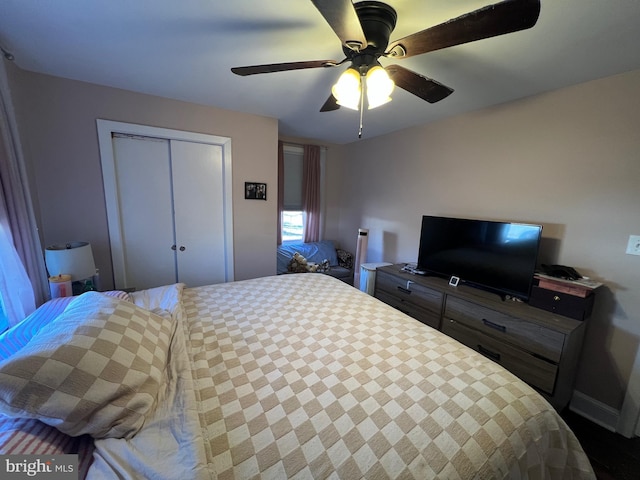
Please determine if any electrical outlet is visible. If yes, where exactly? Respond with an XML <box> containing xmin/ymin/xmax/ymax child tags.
<box><xmin>626</xmin><ymin>235</ymin><xmax>640</xmax><ymax>256</ymax></box>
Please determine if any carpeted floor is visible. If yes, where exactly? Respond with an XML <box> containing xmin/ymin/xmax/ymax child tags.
<box><xmin>561</xmin><ymin>410</ymin><xmax>640</xmax><ymax>479</ymax></box>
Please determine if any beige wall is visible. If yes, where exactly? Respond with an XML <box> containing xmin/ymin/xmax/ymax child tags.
<box><xmin>331</xmin><ymin>69</ymin><xmax>640</xmax><ymax>412</ymax></box>
<box><xmin>6</xmin><ymin>64</ymin><xmax>279</xmax><ymax>287</ymax></box>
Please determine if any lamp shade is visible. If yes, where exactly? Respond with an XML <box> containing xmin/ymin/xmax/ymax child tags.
<box><xmin>45</xmin><ymin>241</ymin><xmax>96</xmax><ymax>282</ymax></box>
<box><xmin>366</xmin><ymin>66</ymin><xmax>394</xmax><ymax>109</ymax></box>
<box><xmin>331</xmin><ymin>68</ymin><xmax>361</xmax><ymax>110</ymax></box>
<box><xmin>331</xmin><ymin>65</ymin><xmax>395</xmax><ymax>111</ymax></box>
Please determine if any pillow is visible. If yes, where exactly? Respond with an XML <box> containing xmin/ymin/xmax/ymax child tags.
<box><xmin>103</xmin><ymin>290</ymin><xmax>132</xmax><ymax>302</ymax></box>
<box><xmin>336</xmin><ymin>248</ymin><xmax>354</xmax><ymax>269</ymax></box>
<box><xmin>0</xmin><ymin>416</ymin><xmax>75</xmax><ymax>454</ymax></box>
<box><xmin>0</xmin><ymin>297</ymin><xmax>72</xmax><ymax>361</ymax></box>
<box><xmin>0</xmin><ymin>291</ymin><xmax>174</xmax><ymax>439</ymax></box>
<box><xmin>312</xmin><ymin>240</ymin><xmax>339</xmax><ymax>266</ymax></box>
<box><xmin>0</xmin><ymin>291</ymin><xmax>132</xmax><ymax>362</ymax></box>
<box><xmin>0</xmin><ymin>416</ymin><xmax>96</xmax><ymax>479</ymax></box>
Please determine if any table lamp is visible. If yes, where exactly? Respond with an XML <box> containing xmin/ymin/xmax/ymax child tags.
<box><xmin>45</xmin><ymin>242</ymin><xmax>96</xmax><ymax>294</ymax></box>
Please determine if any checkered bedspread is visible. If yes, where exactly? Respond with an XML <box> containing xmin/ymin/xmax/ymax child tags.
<box><xmin>181</xmin><ymin>273</ymin><xmax>594</xmax><ymax>479</ymax></box>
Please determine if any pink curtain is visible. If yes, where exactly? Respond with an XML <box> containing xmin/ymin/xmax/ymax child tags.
<box><xmin>277</xmin><ymin>141</ymin><xmax>284</xmax><ymax>245</ymax></box>
<box><xmin>302</xmin><ymin>144</ymin><xmax>321</xmax><ymax>243</ymax></box>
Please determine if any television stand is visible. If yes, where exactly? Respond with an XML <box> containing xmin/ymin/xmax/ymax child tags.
<box><xmin>374</xmin><ymin>264</ymin><xmax>590</xmax><ymax>411</ymax></box>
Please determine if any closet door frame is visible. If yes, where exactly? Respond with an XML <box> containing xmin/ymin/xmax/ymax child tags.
<box><xmin>97</xmin><ymin>119</ymin><xmax>234</xmax><ymax>288</ymax></box>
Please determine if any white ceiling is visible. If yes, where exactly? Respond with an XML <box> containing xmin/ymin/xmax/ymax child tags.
<box><xmin>1</xmin><ymin>0</ymin><xmax>639</xmax><ymax>145</ymax></box>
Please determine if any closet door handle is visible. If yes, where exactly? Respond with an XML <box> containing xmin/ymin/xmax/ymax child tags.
<box><xmin>179</xmin><ymin>246</ymin><xmax>186</xmax><ymax>252</ymax></box>
<box><xmin>171</xmin><ymin>245</ymin><xmax>177</xmax><ymax>251</ymax></box>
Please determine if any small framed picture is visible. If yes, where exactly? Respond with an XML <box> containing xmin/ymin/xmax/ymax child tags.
<box><xmin>245</xmin><ymin>182</ymin><xmax>267</xmax><ymax>200</ymax></box>
<box><xmin>449</xmin><ymin>276</ymin><xmax>460</xmax><ymax>287</ymax></box>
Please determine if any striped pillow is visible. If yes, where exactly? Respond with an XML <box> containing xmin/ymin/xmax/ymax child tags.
<box><xmin>0</xmin><ymin>298</ymin><xmax>72</xmax><ymax>361</ymax></box>
<box><xmin>0</xmin><ymin>291</ymin><xmax>131</xmax><ymax>361</ymax></box>
<box><xmin>0</xmin><ymin>292</ymin><xmax>173</xmax><ymax>438</ymax></box>
<box><xmin>0</xmin><ymin>416</ymin><xmax>75</xmax><ymax>454</ymax></box>
<box><xmin>0</xmin><ymin>416</ymin><xmax>95</xmax><ymax>479</ymax></box>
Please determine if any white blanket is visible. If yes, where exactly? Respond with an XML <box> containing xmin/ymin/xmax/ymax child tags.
<box><xmin>88</xmin><ymin>283</ymin><xmax>211</xmax><ymax>479</ymax></box>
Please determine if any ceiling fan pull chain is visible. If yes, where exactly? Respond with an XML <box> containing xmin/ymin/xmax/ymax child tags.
<box><xmin>358</xmin><ymin>74</ymin><xmax>365</xmax><ymax>138</ymax></box>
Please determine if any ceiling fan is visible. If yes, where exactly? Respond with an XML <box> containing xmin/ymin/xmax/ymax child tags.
<box><xmin>231</xmin><ymin>0</ymin><xmax>540</xmax><ymax>123</ymax></box>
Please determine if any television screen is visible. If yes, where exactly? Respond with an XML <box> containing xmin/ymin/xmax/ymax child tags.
<box><xmin>417</xmin><ymin>216</ymin><xmax>542</xmax><ymax>300</ymax></box>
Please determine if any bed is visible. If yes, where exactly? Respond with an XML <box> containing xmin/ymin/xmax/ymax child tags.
<box><xmin>0</xmin><ymin>273</ymin><xmax>595</xmax><ymax>479</ymax></box>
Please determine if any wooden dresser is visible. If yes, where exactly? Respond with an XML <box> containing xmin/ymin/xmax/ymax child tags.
<box><xmin>374</xmin><ymin>264</ymin><xmax>589</xmax><ymax>410</ymax></box>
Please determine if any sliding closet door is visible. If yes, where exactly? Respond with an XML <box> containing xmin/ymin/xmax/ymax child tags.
<box><xmin>171</xmin><ymin>140</ymin><xmax>226</xmax><ymax>287</ymax></box>
<box><xmin>112</xmin><ymin>135</ymin><xmax>177</xmax><ymax>289</ymax></box>
<box><xmin>100</xmin><ymin>120</ymin><xmax>234</xmax><ymax>291</ymax></box>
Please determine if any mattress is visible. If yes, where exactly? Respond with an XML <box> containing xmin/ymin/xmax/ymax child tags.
<box><xmin>1</xmin><ymin>274</ymin><xmax>595</xmax><ymax>479</ymax></box>
<box><xmin>176</xmin><ymin>274</ymin><xmax>593</xmax><ymax>479</ymax></box>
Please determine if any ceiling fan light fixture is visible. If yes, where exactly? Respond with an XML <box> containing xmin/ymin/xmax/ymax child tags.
<box><xmin>365</xmin><ymin>65</ymin><xmax>394</xmax><ymax>109</ymax></box>
<box><xmin>331</xmin><ymin>67</ymin><xmax>361</xmax><ymax>110</ymax></box>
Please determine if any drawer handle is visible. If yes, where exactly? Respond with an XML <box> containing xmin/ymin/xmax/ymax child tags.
<box><xmin>478</xmin><ymin>345</ymin><xmax>501</xmax><ymax>362</ymax></box>
<box><xmin>482</xmin><ymin>319</ymin><xmax>506</xmax><ymax>333</ymax></box>
<box><xmin>397</xmin><ymin>286</ymin><xmax>411</xmax><ymax>295</ymax></box>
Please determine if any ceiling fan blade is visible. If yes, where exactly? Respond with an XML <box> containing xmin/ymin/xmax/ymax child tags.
<box><xmin>310</xmin><ymin>0</ymin><xmax>368</xmax><ymax>51</ymax></box>
<box><xmin>386</xmin><ymin>0</ymin><xmax>540</xmax><ymax>59</ymax></box>
<box><xmin>386</xmin><ymin>65</ymin><xmax>454</xmax><ymax>104</ymax></box>
<box><xmin>231</xmin><ymin>60</ymin><xmax>338</xmax><ymax>76</ymax></box>
<box><xmin>320</xmin><ymin>94</ymin><xmax>340</xmax><ymax>112</ymax></box>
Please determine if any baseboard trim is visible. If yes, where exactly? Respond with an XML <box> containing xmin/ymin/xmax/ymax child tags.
<box><xmin>569</xmin><ymin>390</ymin><xmax>619</xmax><ymax>432</ymax></box>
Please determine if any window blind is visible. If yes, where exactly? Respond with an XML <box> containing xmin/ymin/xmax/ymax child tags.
<box><xmin>283</xmin><ymin>147</ymin><xmax>303</xmax><ymax>210</ymax></box>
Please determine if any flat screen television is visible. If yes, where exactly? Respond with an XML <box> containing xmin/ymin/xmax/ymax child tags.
<box><xmin>417</xmin><ymin>215</ymin><xmax>543</xmax><ymax>301</ymax></box>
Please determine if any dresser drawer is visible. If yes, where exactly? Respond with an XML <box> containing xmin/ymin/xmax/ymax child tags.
<box><xmin>375</xmin><ymin>269</ymin><xmax>443</xmax><ymax>316</ymax></box>
<box><xmin>444</xmin><ymin>297</ymin><xmax>565</xmax><ymax>363</ymax></box>
<box><xmin>442</xmin><ymin>318</ymin><xmax>558</xmax><ymax>395</ymax></box>
<box><xmin>529</xmin><ymin>286</ymin><xmax>594</xmax><ymax>321</ymax></box>
<box><xmin>375</xmin><ymin>290</ymin><xmax>441</xmax><ymax>329</ymax></box>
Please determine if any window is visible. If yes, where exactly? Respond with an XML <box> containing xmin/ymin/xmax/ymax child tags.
<box><xmin>0</xmin><ymin>223</ymin><xmax>35</xmax><ymax>330</ymax></box>
<box><xmin>0</xmin><ymin>304</ymin><xmax>8</xmax><ymax>333</ymax></box>
<box><xmin>281</xmin><ymin>210</ymin><xmax>304</xmax><ymax>242</ymax></box>
<box><xmin>280</xmin><ymin>144</ymin><xmax>326</xmax><ymax>243</ymax></box>
<box><xmin>281</xmin><ymin>145</ymin><xmax>304</xmax><ymax>242</ymax></box>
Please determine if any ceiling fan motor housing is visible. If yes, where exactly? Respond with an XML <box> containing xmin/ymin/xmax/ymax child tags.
<box><xmin>345</xmin><ymin>1</ymin><xmax>398</xmax><ymax>65</ymax></box>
